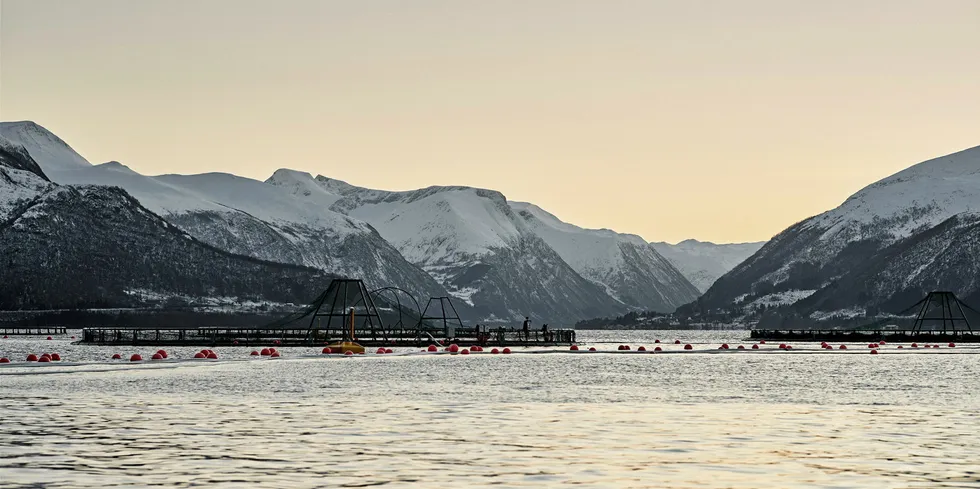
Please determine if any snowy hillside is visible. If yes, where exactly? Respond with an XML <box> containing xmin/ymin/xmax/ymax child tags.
<box><xmin>269</xmin><ymin>171</ymin><xmax>631</xmax><ymax>322</ymax></box>
<box><xmin>0</xmin><ymin>133</ymin><xmax>327</xmax><ymax>310</ymax></box>
<box><xmin>512</xmin><ymin>202</ymin><xmax>700</xmax><ymax>311</ymax></box>
<box><xmin>689</xmin><ymin>144</ymin><xmax>980</xmax><ymax>319</ymax></box>
<box><xmin>2</xmin><ymin>122</ymin><xmax>450</xmax><ymax>305</ymax></box>
<box><xmin>651</xmin><ymin>239</ymin><xmax>765</xmax><ymax>292</ymax></box>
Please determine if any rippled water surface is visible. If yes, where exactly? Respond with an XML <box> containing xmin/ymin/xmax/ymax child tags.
<box><xmin>2</xmin><ymin>330</ymin><xmax>979</xmax><ymax>488</ymax></box>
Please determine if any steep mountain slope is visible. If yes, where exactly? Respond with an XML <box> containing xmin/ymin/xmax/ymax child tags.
<box><xmin>0</xmin><ymin>121</ymin><xmax>90</xmax><ymax>172</ymax></box>
<box><xmin>511</xmin><ymin>202</ymin><xmax>699</xmax><ymax>311</ymax></box>
<box><xmin>651</xmin><ymin>239</ymin><xmax>765</xmax><ymax>292</ymax></box>
<box><xmin>0</xmin><ymin>135</ymin><xmax>327</xmax><ymax>310</ymax></box>
<box><xmin>0</xmin><ymin>122</ymin><xmax>450</xmax><ymax>306</ymax></box>
<box><xmin>688</xmin><ymin>144</ymin><xmax>980</xmax><ymax>319</ymax></box>
<box><xmin>268</xmin><ymin>171</ymin><xmax>628</xmax><ymax>322</ymax></box>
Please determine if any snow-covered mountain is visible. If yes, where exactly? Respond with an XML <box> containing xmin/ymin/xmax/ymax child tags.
<box><xmin>0</xmin><ymin>132</ymin><xmax>327</xmax><ymax>310</ymax></box>
<box><xmin>268</xmin><ymin>170</ymin><xmax>637</xmax><ymax>322</ymax></box>
<box><xmin>511</xmin><ymin>202</ymin><xmax>700</xmax><ymax>311</ymax></box>
<box><xmin>687</xmin><ymin>144</ymin><xmax>980</xmax><ymax>320</ymax></box>
<box><xmin>0</xmin><ymin>121</ymin><xmax>450</xmax><ymax>307</ymax></box>
<box><xmin>2</xmin><ymin>120</ymin><xmax>703</xmax><ymax>322</ymax></box>
<box><xmin>650</xmin><ymin>239</ymin><xmax>765</xmax><ymax>292</ymax></box>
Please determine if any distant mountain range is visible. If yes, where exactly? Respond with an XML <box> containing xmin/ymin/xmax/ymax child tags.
<box><xmin>1</xmin><ymin>121</ymin><xmax>759</xmax><ymax>322</ymax></box>
<box><xmin>651</xmin><ymin>240</ymin><xmax>764</xmax><ymax>293</ymax></box>
<box><xmin>683</xmin><ymin>143</ymin><xmax>980</xmax><ymax>324</ymax></box>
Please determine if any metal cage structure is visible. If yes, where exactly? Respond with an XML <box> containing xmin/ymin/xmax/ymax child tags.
<box><xmin>910</xmin><ymin>291</ymin><xmax>975</xmax><ymax>333</ymax></box>
<box><xmin>417</xmin><ymin>296</ymin><xmax>466</xmax><ymax>339</ymax></box>
<box><xmin>305</xmin><ymin>279</ymin><xmax>386</xmax><ymax>343</ymax></box>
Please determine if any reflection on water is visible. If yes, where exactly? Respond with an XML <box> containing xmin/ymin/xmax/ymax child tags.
<box><xmin>1</xmin><ymin>331</ymin><xmax>979</xmax><ymax>488</ymax></box>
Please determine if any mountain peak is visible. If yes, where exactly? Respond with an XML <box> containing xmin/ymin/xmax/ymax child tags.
<box><xmin>0</xmin><ymin>120</ymin><xmax>91</xmax><ymax>173</ymax></box>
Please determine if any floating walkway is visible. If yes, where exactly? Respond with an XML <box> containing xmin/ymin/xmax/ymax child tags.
<box><xmin>77</xmin><ymin>325</ymin><xmax>575</xmax><ymax>347</ymax></box>
<box><xmin>0</xmin><ymin>327</ymin><xmax>67</xmax><ymax>336</ymax></box>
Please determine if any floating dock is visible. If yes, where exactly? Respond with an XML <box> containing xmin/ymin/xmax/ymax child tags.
<box><xmin>749</xmin><ymin>329</ymin><xmax>980</xmax><ymax>343</ymax></box>
<box><xmin>78</xmin><ymin>325</ymin><xmax>575</xmax><ymax>347</ymax></box>
<box><xmin>1</xmin><ymin>327</ymin><xmax>68</xmax><ymax>336</ymax></box>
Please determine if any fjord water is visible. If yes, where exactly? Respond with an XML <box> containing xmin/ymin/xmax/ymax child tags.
<box><xmin>1</xmin><ymin>331</ymin><xmax>978</xmax><ymax>488</ymax></box>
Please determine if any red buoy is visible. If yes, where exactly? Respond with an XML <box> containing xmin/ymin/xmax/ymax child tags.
<box><xmin>232</xmin><ymin>340</ymin><xmax>239</xmax><ymax>346</ymax></box>
<box><xmin>376</xmin><ymin>348</ymin><xmax>386</xmax><ymax>354</ymax></box>
<box><xmin>570</xmin><ymin>345</ymin><xmax>579</xmax><ymax>351</ymax></box>
<box><xmin>344</xmin><ymin>350</ymin><xmax>353</xmax><ymax>356</ymax></box>
<box><xmin>911</xmin><ymin>343</ymin><xmax>918</xmax><ymax>348</ymax></box>
<box><xmin>879</xmin><ymin>340</ymin><xmax>887</xmax><ymax>345</ymax></box>
<box><xmin>759</xmin><ymin>340</ymin><xmax>766</xmax><ymax>344</ymax></box>
<box><xmin>273</xmin><ymin>340</ymin><xmax>281</xmax><ymax>345</ymax></box>
<box><xmin>38</xmin><ymin>356</ymin><xmax>51</xmax><ymax>363</ymax></box>
<box><xmin>491</xmin><ymin>348</ymin><xmax>500</xmax><ymax>354</ymax></box>
<box><xmin>737</xmin><ymin>345</ymin><xmax>745</xmax><ymax>350</ymax></box>
<box><xmin>47</xmin><ymin>336</ymin><xmax>52</xmax><ymax>340</ymax></box>
<box><xmin>949</xmin><ymin>342</ymin><xmax>956</xmax><ymax>348</ymax></box>
<box><xmin>50</xmin><ymin>353</ymin><xmax>61</xmax><ymax>361</ymax></box>
<box><xmin>502</xmin><ymin>348</ymin><xmax>512</xmax><ymax>354</ymax></box>
<box><xmin>26</xmin><ymin>354</ymin><xmax>38</xmax><ymax>361</ymax></box>
<box><xmin>207</xmin><ymin>352</ymin><xmax>218</xmax><ymax>359</ymax></box>
<box><xmin>427</xmin><ymin>345</ymin><xmax>438</xmax><ymax>352</ymax></box>
<box><xmin>870</xmin><ymin>349</ymin><xmax>879</xmax><ymax>355</ymax></box>
<box><xmin>752</xmin><ymin>344</ymin><xmax>759</xmax><ymax>349</ymax></box>
<box><xmin>897</xmin><ymin>345</ymin><xmax>904</xmax><ymax>349</ymax></box>
<box><xmin>130</xmin><ymin>354</ymin><xmax>142</xmax><ymax>362</ymax></box>
<box><xmin>654</xmin><ymin>346</ymin><xmax>662</xmax><ymax>352</ymax></box>
<box><xmin>157</xmin><ymin>350</ymin><xmax>168</xmax><ymax>359</ymax></box>
<box><xmin>112</xmin><ymin>353</ymin><xmax>122</xmax><ymax>359</ymax></box>
<box><xmin>778</xmin><ymin>343</ymin><xmax>787</xmax><ymax>349</ymax></box>
<box><xmin>252</xmin><ymin>350</ymin><xmax>261</xmax><ymax>356</ymax></box>
<box><xmin>637</xmin><ymin>346</ymin><xmax>647</xmax><ymax>352</ymax></box>
<box><xmin>449</xmin><ymin>344</ymin><xmax>460</xmax><ymax>353</ymax></box>
<box><xmin>194</xmin><ymin>352</ymin><xmax>206</xmax><ymax>359</ymax></box>
<box><xmin>839</xmin><ymin>345</ymin><xmax>847</xmax><ymax>350</ymax></box>
<box><xmin>71</xmin><ymin>336</ymin><xmax>76</xmax><ymax>339</ymax></box>
<box><xmin>151</xmin><ymin>353</ymin><xmax>164</xmax><ymax>360</ymax></box>
<box><xmin>460</xmin><ymin>349</ymin><xmax>470</xmax><ymax>355</ymax></box>
<box><xmin>720</xmin><ymin>344</ymin><xmax>729</xmax><ymax>350</ymax></box>
<box><xmin>385</xmin><ymin>348</ymin><xmax>393</xmax><ymax>354</ymax></box>
<box><xmin>260</xmin><ymin>348</ymin><xmax>271</xmax><ymax>356</ymax></box>
<box><xmin>0</xmin><ymin>358</ymin><xmax>8</xmax><ymax>363</ymax></box>
<box><xmin>654</xmin><ymin>339</ymin><xmax>661</xmax><ymax>343</ymax></box>
<box><xmin>2</xmin><ymin>335</ymin><xmax>7</xmax><ymax>339</ymax></box>
<box><xmin>674</xmin><ymin>340</ymin><xmax>681</xmax><ymax>344</ymax></box>
<box><xmin>270</xmin><ymin>352</ymin><xmax>280</xmax><ymax>358</ymax></box>
<box><xmin>683</xmin><ymin>344</ymin><xmax>693</xmax><ymax>350</ymax></box>
<box><xmin>588</xmin><ymin>347</ymin><xmax>597</xmax><ymax>352</ymax></box>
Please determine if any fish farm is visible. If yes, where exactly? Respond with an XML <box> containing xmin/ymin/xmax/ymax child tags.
<box><xmin>751</xmin><ymin>291</ymin><xmax>980</xmax><ymax>342</ymax></box>
<box><xmin>75</xmin><ymin>278</ymin><xmax>576</xmax><ymax>347</ymax></box>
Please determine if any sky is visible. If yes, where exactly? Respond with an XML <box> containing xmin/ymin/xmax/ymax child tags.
<box><xmin>1</xmin><ymin>0</ymin><xmax>978</xmax><ymax>244</ymax></box>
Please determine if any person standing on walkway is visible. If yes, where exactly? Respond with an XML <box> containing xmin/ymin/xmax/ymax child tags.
<box><xmin>522</xmin><ymin>317</ymin><xmax>530</xmax><ymax>341</ymax></box>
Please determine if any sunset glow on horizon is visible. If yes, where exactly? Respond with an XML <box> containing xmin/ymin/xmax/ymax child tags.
<box><xmin>2</xmin><ymin>0</ymin><xmax>978</xmax><ymax>243</ymax></box>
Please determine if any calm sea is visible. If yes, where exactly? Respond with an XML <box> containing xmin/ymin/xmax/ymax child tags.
<box><xmin>1</xmin><ymin>330</ymin><xmax>978</xmax><ymax>488</ymax></box>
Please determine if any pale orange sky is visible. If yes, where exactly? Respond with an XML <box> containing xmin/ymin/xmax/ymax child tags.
<box><xmin>1</xmin><ymin>0</ymin><xmax>978</xmax><ymax>243</ymax></box>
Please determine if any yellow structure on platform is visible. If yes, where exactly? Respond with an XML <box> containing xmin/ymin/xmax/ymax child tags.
<box><xmin>327</xmin><ymin>307</ymin><xmax>364</xmax><ymax>353</ymax></box>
